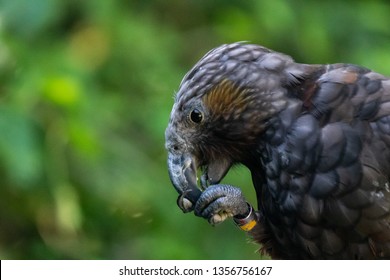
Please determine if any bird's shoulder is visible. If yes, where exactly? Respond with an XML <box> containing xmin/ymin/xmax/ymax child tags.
<box><xmin>294</xmin><ymin>63</ymin><xmax>390</xmax><ymax>123</ymax></box>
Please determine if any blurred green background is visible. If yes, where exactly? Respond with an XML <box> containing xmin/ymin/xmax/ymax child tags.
<box><xmin>1</xmin><ymin>0</ymin><xmax>390</xmax><ymax>259</ymax></box>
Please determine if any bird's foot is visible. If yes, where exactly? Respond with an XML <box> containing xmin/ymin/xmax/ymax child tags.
<box><xmin>194</xmin><ymin>184</ymin><xmax>250</xmax><ymax>225</ymax></box>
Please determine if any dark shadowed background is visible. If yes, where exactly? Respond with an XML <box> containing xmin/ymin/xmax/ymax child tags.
<box><xmin>1</xmin><ymin>0</ymin><xmax>390</xmax><ymax>259</ymax></box>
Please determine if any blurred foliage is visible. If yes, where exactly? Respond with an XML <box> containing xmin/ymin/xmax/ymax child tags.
<box><xmin>0</xmin><ymin>0</ymin><xmax>390</xmax><ymax>259</ymax></box>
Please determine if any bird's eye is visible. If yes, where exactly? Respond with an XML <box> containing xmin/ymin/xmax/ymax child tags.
<box><xmin>189</xmin><ymin>109</ymin><xmax>203</xmax><ymax>123</ymax></box>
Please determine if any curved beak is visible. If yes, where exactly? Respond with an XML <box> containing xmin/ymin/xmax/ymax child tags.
<box><xmin>167</xmin><ymin>152</ymin><xmax>202</xmax><ymax>212</ymax></box>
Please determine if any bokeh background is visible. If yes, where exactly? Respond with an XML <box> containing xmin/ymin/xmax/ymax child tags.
<box><xmin>1</xmin><ymin>0</ymin><xmax>390</xmax><ymax>259</ymax></box>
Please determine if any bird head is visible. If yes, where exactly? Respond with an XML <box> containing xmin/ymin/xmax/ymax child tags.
<box><xmin>165</xmin><ymin>42</ymin><xmax>308</xmax><ymax>212</ymax></box>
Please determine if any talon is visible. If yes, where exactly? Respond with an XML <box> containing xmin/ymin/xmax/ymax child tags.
<box><xmin>209</xmin><ymin>213</ymin><xmax>225</xmax><ymax>225</ymax></box>
<box><xmin>209</xmin><ymin>214</ymin><xmax>223</xmax><ymax>225</ymax></box>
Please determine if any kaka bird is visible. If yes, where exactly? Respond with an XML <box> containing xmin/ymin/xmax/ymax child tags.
<box><xmin>165</xmin><ymin>42</ymin><xmax>390</xmax><ymax>259</ymax></box>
